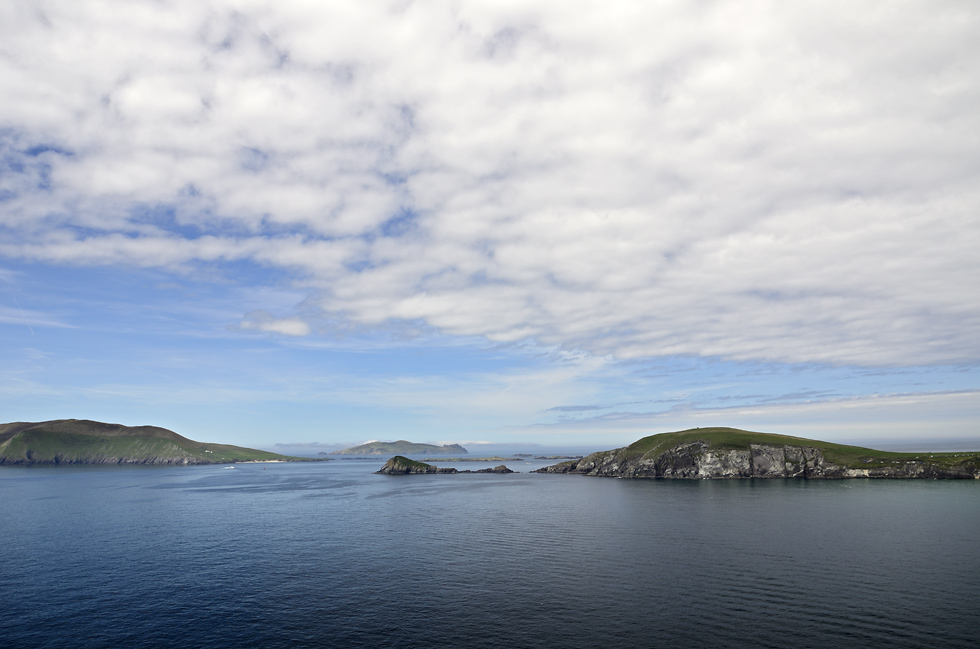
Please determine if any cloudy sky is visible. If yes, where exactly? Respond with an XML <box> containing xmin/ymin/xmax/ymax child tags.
<box><xmin>1</xmin><ymin>0</ymin><xmax>978</xmax><ymax>450</ymax></box>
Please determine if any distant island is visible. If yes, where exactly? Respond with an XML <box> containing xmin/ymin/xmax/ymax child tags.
<box><xmin>0</xmin><ymin>419</ymin><xmax>310</xmax><ymax>465</ymax></box>
<box><xmin>331</xmin><ymin>440</ymin><xmax>468</xmax><ymax>455</ymax></box>
<box><xmin>376</xmin><ymin>456</ymin><xmax>514</xmax><ymax>474</ymax></box>
<box><xmin>535</xmin><ymin>427</ymin><xmax>980</xmax><ymax>479</ymax></box>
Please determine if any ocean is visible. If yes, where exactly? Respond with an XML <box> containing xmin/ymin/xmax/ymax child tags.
<box><xmin>1</xmin><ymin>459</ymin><xmax>978</xmax><ymax>648</ymax></box>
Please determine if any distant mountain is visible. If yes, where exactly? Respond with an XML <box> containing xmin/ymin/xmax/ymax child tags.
<box><xmin>535</xmin><ymin>427</ymin><xmax>980</xmax><ymax>479</ymax></box>
<box><xmin>0</xmin><ymin>419</ymin><xmax>306</xmax><ymax>465</ymax></box>
<box><xmin>331</xmin><ymin>440</ymin><xmax>468</xmax><ymax>455</ymax></box>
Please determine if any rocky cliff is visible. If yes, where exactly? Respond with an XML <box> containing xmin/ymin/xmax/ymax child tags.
<box><xmin>535</xmin><ymin>428</ymin><xmax>980</xmax><ymax>479</ymax></box>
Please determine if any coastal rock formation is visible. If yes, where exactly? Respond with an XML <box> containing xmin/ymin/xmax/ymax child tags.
<box><xmin>376</xmin><ymin>457</ymin><xmax>516</xmax><ymax>475</ymax></box>
<box><xmin>535</xmin><ymin>428</ymin><xmax>980</xmax><ymax>479</ymax></box>
<box><xmin>375</xmin><ymin>456</ymin><xmax>459</xmax><ymax>474</ymax></box>
<box><xmin>478</xmin><ymin>464</ymin><xmax>515</xmax><ymax>474</ymax></box>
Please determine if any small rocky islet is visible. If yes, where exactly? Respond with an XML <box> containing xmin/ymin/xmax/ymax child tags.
<box><xmin>376</xmin><ymin>456</ymin><xmax>515</xmax><ymax>475</ymax></box>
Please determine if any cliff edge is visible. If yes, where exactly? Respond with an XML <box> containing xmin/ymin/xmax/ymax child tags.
<box><xmin>534</xmin><ymin>428</ymin><xmax>980</xmax><ymax>479</ymax></box>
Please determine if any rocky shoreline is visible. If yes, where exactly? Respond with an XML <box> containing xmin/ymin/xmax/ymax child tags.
<box><xmin>534</xmin><ymin>439</ymin><xmax>980</xmax><ymax>479</ymax></box>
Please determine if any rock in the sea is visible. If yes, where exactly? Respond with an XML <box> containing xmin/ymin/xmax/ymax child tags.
<box><xmin>376</xmin><ymin>457</ymin><xmax>518</xmax><ymax>475</ymax></box>
<box><xmin>375</xmin><ymin>456</ymin><xmax>457</xmax><ymax>474</ymax></box>
<box><xmin>474</xmin><ymin>464</ymin><xmax>515</xmax><ymax>474</ymax></box>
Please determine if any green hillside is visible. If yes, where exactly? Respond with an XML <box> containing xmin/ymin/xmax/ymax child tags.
<box><xmin>0</xmin><ymin>419</ymin><xmax>305</xmax><ymax>465</ymax></box>
<box><xmin>619</xmin><ymin>427</ymin><xmax>978</xmax><ymax>470</ymax></box>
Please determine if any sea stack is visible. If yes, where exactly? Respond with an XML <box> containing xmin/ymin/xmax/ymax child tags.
<box><xmin>375</xmin><ymin>456</ymin><xmax>458</xmax><ymax>474</ymax></box>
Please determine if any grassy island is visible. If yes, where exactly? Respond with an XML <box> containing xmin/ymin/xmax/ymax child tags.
<box><xmin>536</xmin><ymin>427</ymin><xmax>980</xmax><ymax>479</ymax></box>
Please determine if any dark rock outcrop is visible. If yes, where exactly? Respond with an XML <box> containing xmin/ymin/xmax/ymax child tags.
<box><xmin>376</xmin><ymin>457</ymin><xmax>517</xmax><ymax>475</ymax></box>
<box><xmin>375</xmin><ymin>456</ymin><xmax>458</xmax><ymax>474</ymax></box>
<box><xmin>475</xmin><ymin>464</ymin><xmax>515</xmax><ymax>474</ymax></box>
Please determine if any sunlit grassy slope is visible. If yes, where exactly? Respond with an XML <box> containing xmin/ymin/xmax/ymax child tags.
<box><xmin>0</xmin><ymin>419</ymin><xmax>304</xmax><ymax>464</ymax></box>
<box><xmin>617</xmin><ymin>427</ymin><xmax>979</xmax><ymax>470</ymax></box>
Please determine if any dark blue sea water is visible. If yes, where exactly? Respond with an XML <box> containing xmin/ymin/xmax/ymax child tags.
<box><xmin>2</xmin><ymin>460</ymin><xmax>978</xmax><ymax>648</ymax></box>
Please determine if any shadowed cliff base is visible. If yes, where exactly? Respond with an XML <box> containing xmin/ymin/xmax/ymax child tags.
<box><xmin>534</xmin><ymin>428</ymin><xmax>980</xmax><ymax>479</ymax></box>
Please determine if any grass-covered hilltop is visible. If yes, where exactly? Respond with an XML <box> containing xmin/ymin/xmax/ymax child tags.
<box><xmin>535</xmin><ymin>427</ymin><xmax>980</xmax><ymax>479</ymax></box>
<box><xmin>0</xmin><ymin>419</ymin><xmax>308</xmax><ymax>465</ymax></box>
<box><xmin>331</xmin><ymin>440</ymin><xmax>468</xmax><ymax>455</ymax></box>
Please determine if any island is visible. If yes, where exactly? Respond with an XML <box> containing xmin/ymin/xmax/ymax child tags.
<box><xmin>376</xmin><ymin>456</ymin><xmax>515</xmax><ymax>474</ymax></box>
<box><xmin>534</xmin><ymin>427</ymin><xmax>980</xmax><ymax>479</ymax></box>
<box><xmin>0</xmin><ymin>419</ymin><xmax>310</xmax><ymax>465</ymax></box>
<box><xmin>331</xmin><ymin>440</ymin><xmax>468</xmax><ymax>455</ymax></box>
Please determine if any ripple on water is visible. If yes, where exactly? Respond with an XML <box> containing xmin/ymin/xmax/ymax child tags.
<box><xmin>1</xmin><ymin>464</ymin><xmax>978</xmax><ymax>649</ymax></box>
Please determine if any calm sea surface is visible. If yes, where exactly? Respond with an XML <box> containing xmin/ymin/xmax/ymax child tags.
<box><xmin>1</xmin><ymin>460</ymin><xmax>978</xmax><ymax>648</ymax></box>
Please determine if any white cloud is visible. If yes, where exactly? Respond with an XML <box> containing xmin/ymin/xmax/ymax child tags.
<box><xmin>240</xmin><ymin>310</ymin><xmax>310</xmax><ymax>336</ymax></box>
<box><xmin>1</xmin><ymin>0</ymin><xmax>978</xmax><ymax>366</ymax></box>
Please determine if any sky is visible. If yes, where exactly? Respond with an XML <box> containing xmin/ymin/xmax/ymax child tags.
<box><xmin>1</xmin><ymin>0</ymin><xmax>978</xmax><ymax>452</ymax></box>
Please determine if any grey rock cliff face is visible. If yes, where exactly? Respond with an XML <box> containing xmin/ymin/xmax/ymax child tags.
<box><xmin>536</xmin><ymin>441</ymin><xmax>980</xmax><ymax>479</ymax></box>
